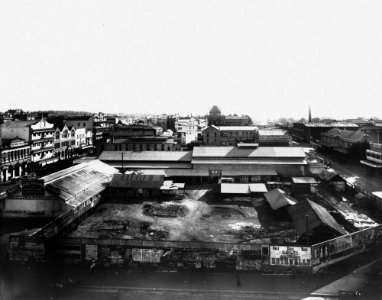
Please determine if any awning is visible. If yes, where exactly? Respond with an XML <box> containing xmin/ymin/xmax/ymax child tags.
<box><xmin>222</xmin><ymin>169</ymin><xmax>277</xmax><ymax>176</ymax></box>
<box><xmin>221</xmin><ymin>183</ymin><xmax>250</xmax><ymax>194</ymax></box>
<box><xmin>249</xmin><ymin>183</ymin><xmax>268</xmax><ymax>193</ymax></box>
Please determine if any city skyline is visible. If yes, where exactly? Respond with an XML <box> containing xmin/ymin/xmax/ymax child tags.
<box><xmin>1</xmin><ymin>1</ymin><xmax>382</xmax><ymax>122</ymax></box>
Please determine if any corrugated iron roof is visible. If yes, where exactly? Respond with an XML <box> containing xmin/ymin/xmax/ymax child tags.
<box><xmin>221</xmin><ymin>183</ymin><xmax>250</xmax><ymax>194</ymax></box>
<box><xmin>292</xmin><ymin>177</ymin><xmax>317</xmax><ymax>184</ymax></box>
<box><xmin>99</xmin><ymin>151</ymin><xmax>193</xmax><ymax>162</ymax></box>
<box><xmin>222</xmin><ymin>169</ymin><xmax>277</xmax><ymax>176</ymax></box>
<box><xmin>192</xmin><ymin>146</ymin><xmax>306</xmax><ymax>158</ymax></box>
<box><xmin>264</xmin><ymin>188</ymin><xmax>296</xmax><ymax>210</ymax></box>
<box><xmin>43</xmin><ymin>160</ymin><xmax>118</xmax><ymax>208</ymax></box>
<box><xmin>249</xmin><ymin>183</ymin><xmax>268</xmax><ymax>193</ymax></box>
<box><xmin>110</xmin><ymin>173</ymin><xmax>164</xmax><ymax>189</ymax></box>
<box><xmin>287</xmin><ymin>199</ymin><xmax>347</xmax><ymax>236</ymax></box>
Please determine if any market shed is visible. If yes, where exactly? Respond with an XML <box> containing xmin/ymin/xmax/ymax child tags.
<box><xmin>292</xmin><ymin>177</ymin><xmax>317</xmax><ymax>194</ymax></box>
<box><xmin>109</xmin><ymin>174</ymin><xmax>165</xmax><ymax>200</ymax></box>
<box><xmin>264</xmin><ymin>188</ymin><xmax>296</xmax><ymax>210</ymax></box>
<box><xmin>288</xmin><ymin>199</ymin><xmax>347</xmax><ymax>238</ymax></box>
<box><xmin>43</xmin><ymin>160</ymin><xmax>118</xmax><ymax>209</ymax></box>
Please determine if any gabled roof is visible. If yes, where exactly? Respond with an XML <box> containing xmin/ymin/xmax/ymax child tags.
<box><xmin>110</xmin><ymin>173</ymin><xmax>164</xmax><ymax>189</ymax></box>
<box><xmin>192</xmin><ymin>146</ymin><xmax>306</xmax><ymax>159</ymax></box>
<box><xmin>264</xmin><ymin>188</ymin><xmax>296</xmax><ymax>210</ymax></box>
<box><xmin>42</xmin><ymin>160</ymin><xmax>118</xmax><ymax>208</ymax></box>
<box><xmin>288</xmin><ymin>199</ymin><xmax>347</xmax><ymax>236</ymax></box>
<box><xmin>99</xmin><ymin>151</ymin><xmax>192</xmax><ymax>162</ymax></box>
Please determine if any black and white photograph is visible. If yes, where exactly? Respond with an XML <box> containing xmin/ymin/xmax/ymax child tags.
<box><xmin>1</xmin><ymin>1</ymin><xmax>382</xmax><ymax>299</ymax></box>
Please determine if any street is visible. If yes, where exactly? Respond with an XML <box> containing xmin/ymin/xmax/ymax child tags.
<box><xmin>1</xmin><ymin>243</ymin><xmax>382</xmax><ymax>300</ymax></box>
<box><xmin>315</xmin><ymin>151</ymin><xmax>382</xmax><ymax>192</ymax></box>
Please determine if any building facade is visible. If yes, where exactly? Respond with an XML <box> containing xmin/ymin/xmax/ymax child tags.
<box><xmin>175</xmin><ymin>118</ymin><xmax>200</xmax><ymax>146</ymax></box>
<box><xmin>202</xmin><ymin>126</ymin><xmax>259</xmax><ymax>146</ymax></box>
<box><xmin>0</xmin><ymin>137</ymin><xmax>31</xmax><ymax>182</ymax></box>
<box><xmin>54</xmin><ymin>125</ymin><xmax>76</xmax><ymax>161</ymax></box>
<box><xmin>258</xmin><ymin>129</ymin><xmax>291</xmax><ymax>146</ymax></box>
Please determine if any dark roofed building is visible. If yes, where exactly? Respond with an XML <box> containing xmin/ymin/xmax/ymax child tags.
<box><xmin>288</xmin><ymin>199</ymin><xmax>347</xmax><ymax>242</ymax></box>
<box><xmin>109</xmin><ymin>173</ymin><xmax>165</xmax><ymax>199</ymax></box>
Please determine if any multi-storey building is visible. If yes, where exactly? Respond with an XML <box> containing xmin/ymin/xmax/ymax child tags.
<box><xmin>175</xmin><ymin>118</ymin><xmax>200</xmax><ymax>146</ymax></box>
<box><xmin>1</xmin><ymin>119</ymin><xmax>56</xmax><ymax>167</ymax></box>
<box><xmin>0</xmin><ymin>137</ymin><xmax>31</xmax><ymax>182</ymax></box>
<box><xmin>54</xmin><ymin>125</ymin><xmax>76</xmax><ymax>160</ymax></box>
<box><xmin>202</xmin><ymin>125</ymin><xmax>259</xmax><ymax>146</ymax></box>
<box><xmin>207</xmin><ymin>106</ymin><xmax>252</xmax><ymax>127</ymax></box>
<box><xmin>361</xmin><ymin>143</ymin><xmax>382</xmax><ymax>168</ymax></box>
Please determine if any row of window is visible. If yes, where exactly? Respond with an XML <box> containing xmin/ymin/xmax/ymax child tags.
<box><xmin>2</xmin><ymin>148</ymin><xmax>31</xmax><ymax>163</ymax></box>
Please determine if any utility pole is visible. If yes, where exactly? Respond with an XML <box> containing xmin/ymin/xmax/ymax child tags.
<box><xmin>121</xmin><ymin>152</ymin><xmax>124</xmax><ymax>173</ymax></box>
<box><xmin>306</xmin><ymin>214</ymin><xmax>309</xmax><ymax>246</ymax></box>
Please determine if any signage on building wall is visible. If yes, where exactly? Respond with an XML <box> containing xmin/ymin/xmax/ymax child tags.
<box><xmin>22</xmin><ymin>178</ymin><xmax>45</xmax><ymax>196</ymax></box>
<box><xmin>270</xmin><ymin>246</ymin><xmax>311</xmax><ymax>267</ymax></box>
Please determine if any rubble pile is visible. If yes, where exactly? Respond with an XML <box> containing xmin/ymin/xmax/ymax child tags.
<box><xmin>143</xmin><ymin>202</ymin><xmax>188</xmax><ymax>218</ymax></box>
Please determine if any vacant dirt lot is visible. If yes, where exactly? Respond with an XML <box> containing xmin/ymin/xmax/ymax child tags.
<box><xmin>69</xmin><ymin>188</ymin><xmax>295</xmax><ymax>243</ymax></box>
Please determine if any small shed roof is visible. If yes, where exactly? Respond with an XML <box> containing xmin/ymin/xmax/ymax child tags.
<box><xmin>221</xmin><ymin>183</ymin><xmax>250</xmax><ymax>194</ymax></box>
<box><xmin>264</xmin><ymin>188</ymin><xmax>296</xmax><ymax>210</ymax></box>
<box><xmin>249</xmin><ymin>183</ymin><xmax>268</xmax><ymax>193</ymax></box>
<box><xmin>292</xmin><ymin>177</ymin><xmax>317</xmax><ymax>184</ymax></box>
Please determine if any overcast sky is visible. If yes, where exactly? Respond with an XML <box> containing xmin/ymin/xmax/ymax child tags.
<box><xmin>1</xmin><ymin>1</ymin><xmax>382</xmax><ymax>122</ymax></box>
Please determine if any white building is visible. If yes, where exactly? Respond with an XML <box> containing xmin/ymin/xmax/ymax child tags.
<box><xmin>175</xmin><ymin>118</ymin><xmax>202</xmax><ymax>146</ymax></box>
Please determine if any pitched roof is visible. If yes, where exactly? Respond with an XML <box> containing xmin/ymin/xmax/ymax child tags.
<box><xmin>287</xmin><ymin>199</ymin><xmax>347</xmax><ymax>235</ymax></box>
<box><xmin>292</xmin><ymin>177</ymin><xmax>317</xmax><ymax>184</ymax></box>
<box><xmin>99</xmin><ymin>150</ymin><xmax>192</xmax><ymax>162</ymax></box>
<box><xmin>110</xmin><ymin>173</ymin><xmax>164</xmax><ymax>188</ymax></box>
<box><xmin>0</xmin><ymin>120</ymin><xmax>37</xmax><ymax>128</ymax></box>
<box><xmin>209</xmin><ymin>105</ymin><xmax>221</xmax><ymax>114</ymax></box>
<box><xmin>264</xmin><ymin>188</ymin><xmax>296</xmax><ymax>210</ymax></box>
<box><xmin>192</xmin><ymin>146</ymin><xmax>306</xmax><ymax>159</ymax></box>
<box><xmin>42</xmin><ymin>160</ymin><xmax>118</xmax><ymax>208</ymax></box>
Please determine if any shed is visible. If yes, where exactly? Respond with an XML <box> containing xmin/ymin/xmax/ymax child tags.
<box><xmin>287</xmin><ymin>199</ymin><xmax>347</xmax><ymax>236</ymax></box>
<box><xmin>109</xmin><ymin>174</ymin><xmax>165</xmax><ymax>200</ymax></box>
<box><xmin>318</xmin><ymin>169</ymin><xmax>346</xmax><ymax>192</ymax></box>
<box><xmin>292</xmin><ymin>177</ymin><xmax>317</xmax><ymax>194</ymax></box>
<box><xmin>264</xmin><ymin>189</ymin><xmax>296</xmax><ymax>210</ymax></box>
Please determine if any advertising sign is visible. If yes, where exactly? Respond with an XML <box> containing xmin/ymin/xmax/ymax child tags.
<box><xmin>270</xmin><ymin>246</ymin><xmax>311</xmax><ymax>266</ymax></box>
